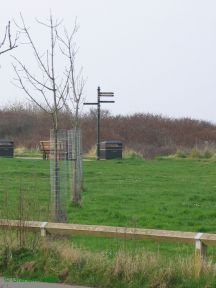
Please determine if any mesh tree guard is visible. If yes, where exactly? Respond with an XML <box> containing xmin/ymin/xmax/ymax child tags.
<box><xmin>50</xmin><ymin>129</ymin><xmax>83</xmax><ymax>220</ymax></box>
<box><xmin>50</xmin><ymin>129</ymin><xmax>69</xmax><ymax>222</ymax></box>
<box><xmin>67</xmin><ymin>129</ymin><xmax>83</xmax><ymax>205</ymax></box>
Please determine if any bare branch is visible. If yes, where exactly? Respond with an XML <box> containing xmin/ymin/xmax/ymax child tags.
<box><xmin>18</xmin><ymin>13</ymin><xmax>51</xmax><ymax>79</ymax></box>
<box><xmin>0</xmin><ymin>21</ymin><xmax>18</xmax><ymax>56</ymax></box>
<box><xmin>13</xmin><ymin>64</ymin><xmax>49</xmax><ymax>113</ymax></box>
<box><xmin>35</xmin><ymin>17</ymin><xmax>63</xmax><ymax>29</ymax></box>
<box><xmin>0</xmin><ymin>25</ymin><xmax>8</xmax><ymax>49</ymax></box>
<box><xmin>13</xmin><ymin>14</ymin><xmax>85</xmax><ymax>134</ymax></box>
<box><xmin>12</xmin><ymin>56</ymin><xmax>53</xmax><ymax>91</ymax></box>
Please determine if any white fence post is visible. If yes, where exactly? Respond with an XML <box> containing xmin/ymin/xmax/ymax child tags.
<box><xmin>40</xmin><ymin>222</ymin><xmax>48</xmax><ymax>237</ymax></box>
<box><xmin>194</xmin><ymin>233</ymin><xmax>207</xmax><ymax>277</ymax></box>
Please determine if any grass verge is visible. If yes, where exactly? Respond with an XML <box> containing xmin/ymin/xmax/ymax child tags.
<box><xmin>1</xmin><ymin>237</ymin><xmax>216</xmax><ymax>288</ymax></box>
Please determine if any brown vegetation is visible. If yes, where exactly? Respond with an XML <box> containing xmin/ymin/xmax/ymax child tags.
<box><xmin>1</xmin><ymin>104</ymin><xmax>216</xmax><ymax>159</ymax></box>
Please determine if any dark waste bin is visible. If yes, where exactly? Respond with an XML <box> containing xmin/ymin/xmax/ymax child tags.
<box><xmin>100</xmin><ymin>141</ymin><xmax>123</xmax><ymax>160</ymax></box>
<box><xmin>0</xmin><ymin>140</ymin><xmax>14</xmax><ymax>157</ymax></box>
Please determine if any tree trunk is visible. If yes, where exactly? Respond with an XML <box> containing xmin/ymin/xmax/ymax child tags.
<box><xmin>72</xmin><ymin>107</ymin><xmax>82</xmax><ymax>206</ymax></box>
<box><xmin>52</xmin><ymin>114</ymin><xmax>67</xmax><ymax>222</ymax></box>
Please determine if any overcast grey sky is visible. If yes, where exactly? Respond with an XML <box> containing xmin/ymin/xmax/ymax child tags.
<box><xmin>1</xmin><ymin>0</ymin><xmax>216</xmax><ymax>122</ymax></box>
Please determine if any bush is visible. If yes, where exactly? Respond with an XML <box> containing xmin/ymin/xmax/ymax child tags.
<box><xmin>203</xmin><ymin>150</ymin><xmax>213</xmax><ymax>159</ymax></box>
<box><xmin>84</xmin><ymin>146</ymin><xmax>96</xmax><ymax>159</ymax></box>
<box><xmin>123</xmin><ymin>148</ymin><xmax>144</xmax><ymax>160</ymax></box>
<box><xmin>190</xmin><ymin>148</ymin><xmax>201</xmax><ymax>159</ymax></box>
<box><xmin>175</xmin><ymin>149</ymin><xmax>187</xmax><ymax>158</ymax></box>
<box><xmin>14</xmin><ymin>147</ymin><xmax>41</xmax><ymax>158</ymax></box>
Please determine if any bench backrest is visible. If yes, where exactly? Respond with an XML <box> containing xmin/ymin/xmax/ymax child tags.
<box><xmin>40</xmin><ymin>141</ymin><xmax>50</xmax><ymax>152</ymax></box>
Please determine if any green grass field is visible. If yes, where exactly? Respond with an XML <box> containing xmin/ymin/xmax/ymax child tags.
<box><xmin>74</xmin><ymin>158</ymin><xmax>216</xmax><ymax>233</ymax></box>
<box><xmin>1</xmin><ymin>157</ymin><xmax>216</xmax><ymax>287</ymax></box>
<box><xmin>1</xmin><ymin>157</ymin><xmax>216</xmax><ymax>253</ymax></box>
<box><xmin>1</xmin><ymin>157</ymin><xmax>216</xmax><ymax>233</ymax></box>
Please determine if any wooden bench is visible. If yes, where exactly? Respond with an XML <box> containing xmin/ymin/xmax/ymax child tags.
<box><xmin>40</xmin><ymin>140</ymin><xmax>67</xmax><ymax>160</ymax></box>
<box><xmin>40</xmin><ymin>141</ymin><xmax>50</xmax><ymax>160</ymax></box>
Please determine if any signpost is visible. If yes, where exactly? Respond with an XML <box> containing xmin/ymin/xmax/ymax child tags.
<box><xmin>84</xmin><ymin>86</ymin><xmax>115</xmax><ymax>160</ymax></box>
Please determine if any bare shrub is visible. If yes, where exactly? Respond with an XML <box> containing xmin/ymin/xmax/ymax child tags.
<box><xmin>2</xmin><ymin>105</ymin><xmax>216</xmax><ymax>159</ymax></box>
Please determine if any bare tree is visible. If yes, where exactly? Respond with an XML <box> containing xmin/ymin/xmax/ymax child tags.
<box><xmin>13</xmin><ymin>15</ymin><xmax>71</xmax><ymax>222</ymax></box>
<box><xmin>0</xmin><ymin>21</ymin><xmax>18</xmax><ymax>56</ymax></box>
<box><xmin>57</xmin><ymin>25</ymin><xmax>85</xmax><ymax>206</ymax></box>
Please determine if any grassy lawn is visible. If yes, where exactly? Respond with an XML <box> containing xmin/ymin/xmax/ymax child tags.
<box><xmin>1</xmin><ymin>157</ymin><xmax>216</xmax><ymax>233</ymax></box>
<box><xmin>71</xmin><ymin>158</ymin><xmax>216</xmax><ymax>258</ymax></box>
<box><xmin>1</xmin><ymin>158</ymin><xmax>216</xmax><ymax>250</ymax></box>
<box><xmin>0</xmin><ymin>158</ymin><xmax>50</xmax><ymax>221</ymax></box>
<box><xmin>71</xmin><ymin>158</ymin><xmax>216</xmax><ymax>233</ymax></box>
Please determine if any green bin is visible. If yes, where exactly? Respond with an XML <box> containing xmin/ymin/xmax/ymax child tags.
<box><xmin>0</xmin><ymin>140</ymin><xmax>14</xmax><ymax>157</ymax></box>
<box><xmin>100</xmin><ymin>141</ymin><xmax>123</xmax><ymax>160</ymax></box>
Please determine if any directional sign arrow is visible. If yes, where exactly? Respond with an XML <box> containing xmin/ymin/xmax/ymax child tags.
<box><xmin>99</xmin><ymin>100</ymin><xmax>115</xmax><ymax>103</ymax></box>
<box><xmin>83</xmin><ymin>102</ymin><xmax>98</xmax><ymax>105</ymax></box>
<box><xmin>99</xmin><ymin>93</ymin><xmax>114</xmax><ymax>97</ymax></box>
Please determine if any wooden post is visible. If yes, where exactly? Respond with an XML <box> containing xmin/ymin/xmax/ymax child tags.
<box><xmin>195</xmin><ymin>233</ymin><xmax>207</xmax><ymax>277</ymax></box>
<box><xmin>97</xmin><ymin>86</ymin><xmax>101</xmax><ymax>160</ymax></box>
<box><xmin>40</xmin><ymin>222</ymin><xmax>48</xmax><ymax>237</ymax></box>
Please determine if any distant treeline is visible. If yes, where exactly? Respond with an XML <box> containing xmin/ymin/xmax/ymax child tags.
<box><xmin>1</xmin><ymin>104</ymin><xmax>216</xmax><ymax>159</ymax></box>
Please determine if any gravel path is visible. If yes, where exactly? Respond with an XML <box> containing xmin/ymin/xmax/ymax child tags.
<box><xmin>0</xmin><ymin>278</ymin><xmax>91</xmax><ymax>288</ymax></box>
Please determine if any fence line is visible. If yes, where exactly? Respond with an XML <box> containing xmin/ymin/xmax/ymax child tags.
<box><xmin>0</xmin><ymin>219</ymin><xmax>215</xmax><ymax>277</ymax></box>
